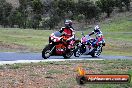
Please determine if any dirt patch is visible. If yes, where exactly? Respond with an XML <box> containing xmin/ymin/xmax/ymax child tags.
<box><xmin>0</xmin><ymin>41</ymin><xmax>29</xmax><ymax>52</ymax></box>
<box><xmin>0</xmin><ymin>62</ymin><xmax>79</xmax><ymax>88</ymax></box>
<box><xmin>0</xmin><ymin>61</ymin><xmax>131</xmax><ymax>88</ymax></box>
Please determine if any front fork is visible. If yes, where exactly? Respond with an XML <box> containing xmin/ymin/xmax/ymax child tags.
<box><xmin>49</xmin><ymin>45</ymin><xmax>55</xmax><ymax>54</ymax></box>
<box><xmin>95</xmin><ymin>45</ymin><xmax>102</xmax><ymax>56</ymax></box>
<box><xmin>76</xmin><ymin>43</ymin><xmax>83</xmax><ymax>55</ymax></box>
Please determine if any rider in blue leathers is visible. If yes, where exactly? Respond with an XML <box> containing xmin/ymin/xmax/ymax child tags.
<box><xmin>88</xmin><ymin>25</ymin><xmax>105</xmax><ymax>47</ymax></box>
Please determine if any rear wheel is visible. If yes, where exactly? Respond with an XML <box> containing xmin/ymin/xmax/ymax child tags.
<box><xmin>63</xmin><ymin>50</ymin><xmax>73</xmax><ymax>59</ymax></box>
<box><xmin>91</xmin><ymin>49</ymin><xmax>96</xmax><ymax>57</ymax></box>
<box><xmin>42</xmin><ymin>44</ymin><xmax>53</xmax><ymax>59</ymax></box>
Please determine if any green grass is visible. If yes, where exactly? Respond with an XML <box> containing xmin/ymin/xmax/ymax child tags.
<box><xmin>47</xmin><ymin>69</ymin><xmax>65</xmax><ymax>74</ymax></box>
<box><xmin>0</xmin><ymin>28</ymin><xmax>53</xmax><ymax>52</ymax></box>
<box><xmin>0</xmin><ymin>12</ymin><xmax>132</xmax><ymax>55</ymax></box>
<box><xmin>101</xmin><ymin>15</ymin><xmax>132</xmax><ymax>32</ymax></box>
<box><xmin>8</xmin><ymin>63</ymin><xmax>23</xmax><ymax>69</ymax></box>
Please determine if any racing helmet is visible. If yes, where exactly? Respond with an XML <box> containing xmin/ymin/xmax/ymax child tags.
<box><xmin>64</xmin><ymin>19</ymin><xmax>72</xmax><ymax>28</ymax></box>
<box><xmin>94</xmin><ymin>25</ymin><xmax>100</xmax><ymax>32</ymax></box>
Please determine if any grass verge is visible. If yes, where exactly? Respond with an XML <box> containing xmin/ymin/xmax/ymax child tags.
<box><xmin>0</xmin><ymin>60</ymin><xmax>132</xmax><ymax>88</ymax></box>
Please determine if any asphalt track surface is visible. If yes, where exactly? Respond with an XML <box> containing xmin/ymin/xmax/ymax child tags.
<box><xmin>0</xmin><ymin>52</ymin><xmax>131</xmax><ymax>65</ymax></box>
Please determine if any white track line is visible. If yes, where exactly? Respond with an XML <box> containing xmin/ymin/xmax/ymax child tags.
<box><xmin>0</xmin><ymin>58</ymin><xmax>104</xmax><ymax>65</ymax></box>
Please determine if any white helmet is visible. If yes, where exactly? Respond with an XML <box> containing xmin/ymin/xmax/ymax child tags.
<box><xmin>94</xmin><ymin>25</ymin><xmax>100</xmax><ymax>32</ymax></box>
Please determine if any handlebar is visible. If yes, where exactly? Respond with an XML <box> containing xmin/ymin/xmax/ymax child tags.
<box><xmin>81</xmin><ymin>32</ymin><xmax>85</xmax><ymax>37</ymax></box>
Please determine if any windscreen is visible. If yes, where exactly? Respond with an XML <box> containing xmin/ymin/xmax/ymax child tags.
<box><xmin>54</xmin><ymin>31</ymin><xmax>62</xmax><ymax>37</ymax></box>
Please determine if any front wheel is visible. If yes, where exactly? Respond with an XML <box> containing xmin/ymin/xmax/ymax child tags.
<box><xmin>74</xmin><ymin>47</ymin><xmax>81</xmax><ymax>57</ymax></box>
<box><xmin>91</xmin><ymin>46</ymin><xmax>102</xmax><ymax>57</ymax></box>
<box><xmin>42</xmin><ymin>44</ymin><xmax>53</xmax><ymax>59</ymax></box>
<box><xmin>95</xmin><ymin>46</ymin><xmax>102</xmax><ymax>56</ymax></box>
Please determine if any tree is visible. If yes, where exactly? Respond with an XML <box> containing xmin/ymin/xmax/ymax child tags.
<box><xmin>115</xmin><ymin>0</ymin><xmax>123</xmax><ymax>12</ymax></box>
<box><xmin>31</xmin><ymin>0</ymin><xmax>43</xmax><ymax>14</ymax></box>
<box><xmin>115</xmin><ymin>0</ymin><xmax>131</xmax><ymax>11</ymax></box>
<box><xmin>31</xmin><ymin>0</ymin><xmax>43</xmax><ymax>29</ymax></box>
<box><xmin>96</xmin><ymin>0</ymin><xmax>115</xmax><ymax>17</ymax></box>
<box><xmin>122</xmin><ymin>0</ymin><xmax>130</xmax><ymax>11</ymax></box>
<box><xmin>77</xmin><ymin>0</ymin><xmax>101</xmax><ymax>23</ymax></box>
<box><xmin>55</xmin><ymin>0</ymin><xmax>76</xmax><ymax>19</ymax></box>
<box><xmin>18</xmin><ymin>0</ymin><xmax>29</xmax><ymax>28</ymax></box>
<box><xmin>0</xmin><ymin>0</ymin><xmax>13</xmax><ymax>27</ymax></box>
<box><xmin>32</xmin><ymin>14</ymin><xmax>42</xmax><ymax>29</ymax></box>
<box><xmin>8</xmin><ymin>10</ymin><xmax>18</xmax><ymax>27</ymax></box>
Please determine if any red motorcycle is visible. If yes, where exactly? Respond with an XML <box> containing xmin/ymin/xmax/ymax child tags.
<box><xmin>42</xmin><ymin>31</ymin><xmax>78</xmax><ymax>59</ymax></box>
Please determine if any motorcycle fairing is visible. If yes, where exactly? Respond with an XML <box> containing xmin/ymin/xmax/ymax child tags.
<box><xmin>55</xmin><ymin>43</ymin><xmax>66</xmax><ymax>55</ymax></box>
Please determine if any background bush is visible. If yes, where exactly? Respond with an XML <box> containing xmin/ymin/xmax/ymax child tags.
<box><xmin>0</xmin><ymin>0</ymin><xmax>131</xmax><ymax>29</ymax></box>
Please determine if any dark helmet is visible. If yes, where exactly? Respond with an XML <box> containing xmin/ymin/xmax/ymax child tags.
<box><xmin>64</xmin><ymin>19</ymin><xmax>72</xmax><ymax>28</ymax></box>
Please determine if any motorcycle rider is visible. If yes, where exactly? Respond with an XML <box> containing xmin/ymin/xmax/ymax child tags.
<box><xmin>88</xmin><ymin>25</ymin><xmax>105</xmax><ymax>47</ymax></box>
<box><xmin>49</xmin><ymin>19</ymin><xmax>75</xmax><ymax>44</ymax></box>
<box><xmin>59</xmin><ymin>19</ymin><xmax>75</xmax><ymax>41</ymax></box>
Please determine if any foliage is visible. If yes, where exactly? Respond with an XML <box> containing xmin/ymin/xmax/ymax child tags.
<box><xmin>96</xmin><ymin>0</ymin><xmax>115</xmax><ymax>17</ymax></box>
<box><xmin>77</xmin><ymin>0</ymin><xmax>101</xmax><ymax>22</ymax></box>
<box><xmin>115</xmin><ymin>0</ymin><xmax>131</xmax><ymax>11</ymax></box>
<box><xmin>0</xmin><ymin>0</ymin><xmax>13</xmax><ymax>27</ymax></box>
<box><xmin>0</xmin><ymin>0</ymin><xmax>131</xmax><ymax>29</ymax></box>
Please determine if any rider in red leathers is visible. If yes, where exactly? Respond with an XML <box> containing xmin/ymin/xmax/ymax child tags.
<box><xmin>59</xmin><ymin>19</ymin><xmax>75</xmax><ymax>41</ymax></box>
<box><xmin>49</xmin><ymin>19</ymin><xmax>75</xmax><ymax>44</ymax></box>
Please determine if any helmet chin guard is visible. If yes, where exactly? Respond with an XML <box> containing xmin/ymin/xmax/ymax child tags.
<box><xmin>64</xmin><ymin>20</ymin><xmax>72</xmax><ymax>27</ymax></box>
